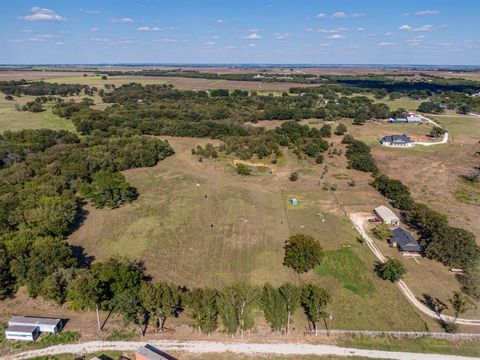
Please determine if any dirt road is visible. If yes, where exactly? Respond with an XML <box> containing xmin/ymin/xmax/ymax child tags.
<box><xmin>350</xmin><ymin>213</ymin><xmax>480</xmax><ymax>327</ymax></box>
<box><xmin>7</xmin><ymin>340</ymin><xmax>480</xmax><ymax>360</ymax></box>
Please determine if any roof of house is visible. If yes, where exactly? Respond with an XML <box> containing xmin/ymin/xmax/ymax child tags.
<box><xmin>5</xmin><ymin>325</ymin><xmax>39</xmax><ymax>334</ymax></box>
<box><xmin>381</xmin><ymin>134</ymin><xmax>413</xmax><ymax>143</ymax></box>
<box><xmin>374</xmin><ymin>205</ymin><xmax>399</xmax><ymax>222</ymax></box>
<box><xmin>389</xmin><ymin>228</ymin><xmax>421</xmax><ymax>252</ymax></box>
<box><xmin>9</xmin><ymin>316</ymin><xmax>61</xmax><ymax>327</ymax></box>
<box><xmin>136</xmin><ymin>344</ymin><xmax>173</xmax><ymax>360</ymax></box>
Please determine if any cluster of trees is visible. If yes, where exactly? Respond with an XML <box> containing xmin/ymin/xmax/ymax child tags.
<box><xmin>417</xmin><ymin>102</ymin><xmax>445</xmax><ymax>114</ymax></box>
<box><xmin>0</xmin><ymin>80</ymin><xmax>96</xmax><ymax>97</ymax></box>
<box><xmin>0</xmin><ymin>128</ymin><xmax>174</xmax><ymax>298</ymax></box>
<box><xmin>345</xmin><ymin>138</ymin><xmax>378</xmax><ymax>173</ymax></box>
<box><xmin>346</xmin><ymin>137</ymin><xmax>480</xmax><ymax>298</ymax></box>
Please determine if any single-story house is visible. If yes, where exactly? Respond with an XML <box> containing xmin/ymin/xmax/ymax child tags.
<box><xmin>380</xmin><ymin>134</ymin><xmax>414</xmax><ymax>147</ymax></box>
<box><xmin>389</xmin><ymin>227</ymin><xmax>421</xmax><ymax>253</ymax></box>
<box><xmin>374</xmin><ymin>205</ymin><xmax>400</xmax><ymax>225</ymax></box>
<box><xmin>5</xmin><ymin>325</ymin><xmax>40</xmax><ymax>341</ymax></box>
<box><xmin>135</xmin><ymin>344</ymin><xmax>175</xmax><ymax>360</ymax></box>
<box><xmin>8</xmin><ymin>316</ymin><xmax>63</xmax><ymax>334</ymax></box>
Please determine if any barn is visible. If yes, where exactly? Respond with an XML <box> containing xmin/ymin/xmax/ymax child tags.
<box><xmin>374</xmin><ymin>205</ymin><xmax>400</xmax><ymax>225</ymax></box>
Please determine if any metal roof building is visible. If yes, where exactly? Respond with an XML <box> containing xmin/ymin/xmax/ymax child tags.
<box><xmin>5</xmin><ymin>325</ymin><xmax>40</xmax><ymax>341</ymax></box>
<box><xmin>135</xmin><ymin>344</ymin><xmax>174</xmax><ymax>360</ymax></box>
<box><xmin>374</xmin><ymin>205</ymin><xmax>400</xmax><ymax>225</ymax></box>
<box><xmin>389</xmin><ymin>228</ymin><xmax>421</xmax><ymax>253</ymax></box>
<box><xmin>8</xmin><ymin>316</ymin><xmax>63</xmax><ymax>334</ymax></box>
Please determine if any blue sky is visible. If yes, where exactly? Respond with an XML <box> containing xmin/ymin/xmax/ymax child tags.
<box><xmin>1</xmin><ymin>0</ymin><xmax>479</xmax><ymax>65</ymax></box>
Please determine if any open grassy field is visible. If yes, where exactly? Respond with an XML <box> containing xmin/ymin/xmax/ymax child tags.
<box><xmin>44</xmin><ymin>75</ymin><xmax>315</xmax><ymax>92</ymax></box>
<box><xmin>67</xmin><ymin>136</ymin><xmax>427</xmax><ymax>332</ymax></box>
<box><xmin>0</xmin><ymin>95</ymin><xmax>76</xmax><ymax>133</ymax></box>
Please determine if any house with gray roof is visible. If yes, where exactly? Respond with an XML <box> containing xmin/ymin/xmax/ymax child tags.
<box><xmin>389</xmin><ymin>228</ymin><xmax>421</xmax><ymax>253</ymax></box>
<box><xmin>380</xmin><ymin>134</ymin><xmax>414</xmax><ymax>147</ymax></box>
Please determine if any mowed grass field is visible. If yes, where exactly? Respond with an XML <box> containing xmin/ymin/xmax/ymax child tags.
<box><xmin>0</xmin><ymin>95</ymin><xmax>76</xmax><ymax>132</ymax></box>
<box><xmin>69</xmin><ymin>137</ymin><xmax>427</xmax><ymax>331</ymax></box>
<box><xmin>44</xmin><ymin>75</ymin><xmax>316</xmax><ymax>92</ymax></box>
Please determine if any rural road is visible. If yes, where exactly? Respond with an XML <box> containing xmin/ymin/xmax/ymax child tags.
<box><xmin>7</xmin><ymin>340</ymin><xmax>480</xmax><ymax>360</ymax></box>
<box><xmin>414</xmin><ymin>114</ymin><xmax>449</xmax><ymax>146</ymax></box>
<box><xmin>350</xmin><ymin>213</ymin><xmax>480</xmax><ymax>327</ymax></box>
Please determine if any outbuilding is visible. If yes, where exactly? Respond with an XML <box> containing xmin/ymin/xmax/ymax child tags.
<box><xmin>374</xmin><ymin>205</ymin><xmax>400</xmax><ymax>225</ymax></box>
<box><xmin>135</xmin><ymin>344</ymin><xmax>173</xmax><ymax>360</ymax></box>
<box><xmin>8</xmin><ymin>316</ymin><xmax>63</xmax><ymax>334</ymax></box>
<box><xmin>5</xmin><ymin>325</ymin><xmax>40</xmax><ymax>341</ymax></box>
<box><xmin>389</xmin><ymin>227</ymin><xmax>421</xmax><ymax>253</ymax></box>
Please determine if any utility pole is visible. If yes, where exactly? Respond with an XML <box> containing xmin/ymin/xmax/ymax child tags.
<box><xmin>96</xmin><ymin>304</ymin><xmax>101</xmax><ymax>331</ymax></box>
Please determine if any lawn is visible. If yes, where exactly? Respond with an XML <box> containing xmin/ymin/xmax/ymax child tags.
<box><xmin>69</xmin><ymin>137</ymin><xmax>427</xmax><ymax>331</ymax></box>
<box><xmin>0</xmin><ymin>98</ymin><xmax>76</xmax><ymax>133</ymax></box>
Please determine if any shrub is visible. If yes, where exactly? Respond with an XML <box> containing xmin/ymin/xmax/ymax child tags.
<box><xmin>375</xmin><ymin>258</ymin><xmax>406</xmax><ymax>282</ymax></box>
<box><xmin>236</xmin><ymin>163</ymin><xmax>250</xmax><ymax>175</ymax></box>
<box><xmin>289</xmin><ymin>172</ymin><xmax>299</xmax><ymax>181</ymax></box>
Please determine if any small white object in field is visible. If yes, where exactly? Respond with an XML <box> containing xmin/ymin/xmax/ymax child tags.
<box><xmin>196</xmin><ymin>183</ymin><xmax>200</xmax><ymax>187</ymax></box>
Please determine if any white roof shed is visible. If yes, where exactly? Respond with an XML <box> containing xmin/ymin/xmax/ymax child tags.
<box><xmin>8</xmin><ymin>316</ymin><xmax>63</xmax><ymax>334</ymax></box>
<box><xmin>5</xmin><ymin>325</ymin><xmax>40</xmax><ymax>341</ymax></box>
<box><xmin>374</xmin><ymin>205</ymin><xmax>400</xmax><ymax>225</ymax></box>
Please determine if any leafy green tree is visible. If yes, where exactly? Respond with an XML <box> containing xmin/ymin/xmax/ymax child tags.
<box><xmin>300</xmin><ymin>284</ymin><xmax>331</xmax><ymax>335</ymax></box>
<box><xmin>430</xmin><ymin>126</ymin><xmax>446</xmax><ymax>138</ymax></box>
<box><xmin>449</xmin><ymin>291</ymin><xmax>476</xmax><ymax>322</ymax></box>
<box><xmin>260</xmin><ymin>283</ymin><xmax>287</xmax><ymax>333</ymax></box>
<box><xmin>375</xmin><ymin>258</ymin><xmax>406</xmax><ymax>282</ymax></box>
<box><xmin>25</xmin><ymin>236</ymin><xmax>76</xmax><ymax>297</ymax></box>
<box><xmin>185</xmin><ymin>287</ymin><xmax>219</xmax><ymax>334</ymax></box>
<box><xmin>279</xmin><ymin>282</ymin><xmax>300</xmax><ymax>335</ymax></box>
<box><xmin>418</xmin><ymin>102</ymin><xmax>444</xmax><ymax>114</ymax></box>
<box><xmin>140</xmin><ymin>281</ymin><xmax>183</xmax><ymax>331</ymax></box>
<box><xmin>81</xmin><ymin>171</ymin><xmax>136</xmax><ymax>209</ymax></box>
<box><xmin>218</xmin><ymin>283</ymin><xmax>259</xmax><ymax>337</ymax></box>
<box><xmin>334</xmin><ymin>123</ymin><xmax>347</xmax><ymax>136</ymax></box>
<box><xmin>67</xmin><ymin>269</ymin><xmax>105</xmax><ymax>310</ymax></box>
<box><xmin>372</xmin><ymin>223</ymin><xmax>393</xmax><ymax>241</ymax></box>
<box><xmin>0</xmin><ymin>241</ymin><xmax>14</xmax><ymax>300</ymax></box>
<box><xmin>319</xmin><ymin>124</ymin><xmax>332</xmax><ymax>137</ymax></box>
<box><xmin>462</xmin><ymin>260</ymin><xmax>480</xmax><ymax>300</ymax></box>
<box><xmin>236</xmin><ymin>163</ymin><xmax>250</xmax><ymax>175</ymax></box>
<box><xmin>92</xmin><ymin>257</ymin><xmax>145</xmax><ymax>310</ymax></box>
<box><xmin>39</xmin><ymin>270</ymin><xmax>70</xmax><ymax>305</ymax></box>
<box><xmin>115</xmin><ymin>289</ymin><xmax>148</xmax><ymax>336</ymax></box>
<box><xmin>283</xmin><ymin>234</ymin><xmax>324</xmax><ymax>273</ymax></box>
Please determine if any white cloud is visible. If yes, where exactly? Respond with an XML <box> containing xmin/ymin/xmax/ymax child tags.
<box><xmin>90</xmin><ymin>27</ymin><xmax>100</xmax><ymax>32</ymax></box>
<box><xmin>137</xmin><ymin>26</ymin><xmax>161</xmax><ymax>32</ymax></box>
<box><xmin>407</xmin><ymin>35</ymin><xmax>425</xmax><ymax>45</ymax></box>
<box><xmin>385</xmin><ymin>31</ymin><xmax>394</xmax><ymax>36</ymax></box>
<box><xmin>320</xmin><ymin>43</ymin><xmax>331</xmax><ymax>47</ymax></box>
<box><xmin>161</xmin><ymin>38</ymin><xmax>176</xmax><ymax>42</ymax></box>
<box><xmin>243</xmin><ymin>33</ymin><xmax>262</xmax><ymax>40</ymax></box>
<box><xmin>415</xmin><ymin>10</ymin><xmax>440</xmax><ymax>16</ymax></box>
<box><xmin>111</xmin><ymin>17</ymin><xmax>134</xmax><ymax>24</ymax></box>
<box><xmin>352</xmin><ymin>13</ymin><xmax>367</xmax><ymax>17</ymax></box>
<box><xmin>216</xmin><ymin>19</ymin><xmax>229</xmax><ymax>24</ymax></box>
<box><xmin>55</xmin><ymin>41</ymin><xmax>64</xmax><ymax>45</ymax></box>
<box><xmin>398</xmin><ymin>24</ymin><xmax>412</xmax><ymax>31</ymax></box>
<box><xmin>399</xmin><ymin>24</ymin><xmax>435</xmax><ymax>32</ymax></box>
<box><xmin>20</xmin><ymin>7</ymin><xmax>66</xmax><ymax>22</ymax></box>
<box><xmin>328</xmin><ymin>34</ymin><xmax>346</xmax><ymax>39</ymax></box>
<box><xmin>273</xmin><ymin>32</ymin><xmax>291</xmax><ymax>40</ymax></box>
<box><xmin>248</xmin><ymin>43</ymin><xmax>256</xmax><ymax>47</ymax></box>
<box><xmin>8</xmin><ymin>39</ymin><xmax>24</xmax><ymax>43</ymax></box>
<box><xmin>356</xmin><ymin>27</ymin><xmax>365</xmax><ymax>31</ymax></box>
<box><xmin>91</xmin><ymin>37</ymin><xmax>110</xmax><ymax>42</ymax></box>
<box><xmin>378</xmin><ymin>42</ymin><xmax>395</xmax><ymax>46</ymax></box>
<box><xmin>316</xmin><ymin>13</ymin><xmax>326</xmax><ymax>18</ymax></box>
<box><xmin>331</xmin><ymin>11</ymin><xmax>347</xmax><ymax>18</ymax></box>
<box><xmin>204</xmin><ymin>41</ymin><xmax>215</xmax><ymax>46</ymax></box>
<box><xmin>249</xmin><ymin>28</ymin><xmax>260</xmax><ymax>32</ymax></box>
